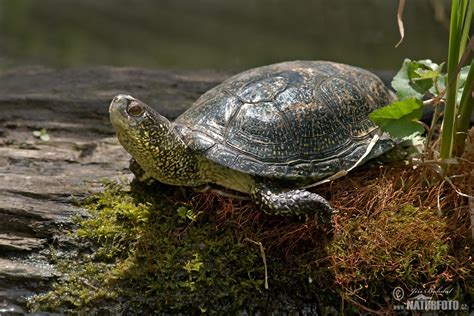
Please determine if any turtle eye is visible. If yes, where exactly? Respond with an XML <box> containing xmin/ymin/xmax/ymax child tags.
<box><xmin>127</xmin><ymin>101</ymin><xmax>145</xmax><ymax>117</ymax></box>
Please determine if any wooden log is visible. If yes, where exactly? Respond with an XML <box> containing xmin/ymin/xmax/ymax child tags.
<box><xmin>5</xmin><ymin>66</ymin><xmax>439</xmax><ymax>310</ymax></box>
<box><xmin>0</xmin><ymin>66</ymin><xmax>227</xmax><ymax>307</ymax></box>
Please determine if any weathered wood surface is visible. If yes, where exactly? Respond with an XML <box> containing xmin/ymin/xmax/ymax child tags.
<box><xmin>0</xmin><ymin>66</ymin><xmax>228</xmax><ymax>308</ymax></box>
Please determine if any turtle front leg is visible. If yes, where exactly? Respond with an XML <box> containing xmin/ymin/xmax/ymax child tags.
<box><xmin>129</xmin><ymin>158</ymin><xmax>155</xmax><ymax>184</ymax></box>
<box><xmin>250</xmin><ymin>181</ymin><xmax>333</xmax><ymax>223</ymax></box>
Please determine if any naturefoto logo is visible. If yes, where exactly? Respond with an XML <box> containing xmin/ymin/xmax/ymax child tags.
<box><xmin>406</xmin><ymin>294</ymin><xmax>459</xmax><ymax>311</ymax></box>
<box><xmin>392</xmin><ymin>286</ymin><xmax>469</xmax><ymax>312</ymax></box>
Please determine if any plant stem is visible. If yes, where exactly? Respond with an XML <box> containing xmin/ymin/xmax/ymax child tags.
<box><xmin>425</xmin><ymin>102</ymin><xmax>442</xmax><ymax>154</ymax></box>
<box><xmin>454</xmin><ymin>58</ymin><xmax>474</xmax><ymax>156</ymax></box>
<box><xmin>460</xmin><ymin>0</ymin><xmax>473</xmax><ymax>52</ymax></box>
<box><xmin>440</xmin><ymin>0</ymin><xmax>464</xmax><ymax>159</ymax></box>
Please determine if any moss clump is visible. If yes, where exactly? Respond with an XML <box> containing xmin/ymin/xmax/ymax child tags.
<box><xmin>326</xmin><ymin>205</ymin><xmax>458</xmax><ymax>309</ymax></box>
<box><xmin>29</xmin><ymin>162</ymin><xmax>473</xmax><ymax>314</ymax></box>
<box><xmin>29</xmin><ymin>180</ymin><xmax>318</xmax><ymax>314</ymax></box>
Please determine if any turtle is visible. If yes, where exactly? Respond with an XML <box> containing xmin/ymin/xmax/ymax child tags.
<box><xmin>109</xmin><ymin>60</ymin><xmax>396</xmax><ymax>221</ymax></box>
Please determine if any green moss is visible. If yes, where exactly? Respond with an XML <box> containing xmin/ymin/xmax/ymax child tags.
<box><xmin>29</xmin><ymin>178</ymin><xmax>472</xmax><ymax>314</ymax></box>
<box><xmin>29</xmin><ymin>181</ymin><xmax>319</xmax><ymax>314</ymax></box>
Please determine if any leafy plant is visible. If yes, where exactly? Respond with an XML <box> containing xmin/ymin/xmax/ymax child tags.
<box><xmin>370</xmin><ymin>0</ymin><xmax>474</xmax><ymax>160</ymax></box>
<box><xmin>33</xmin><ymin>128</ymin><xmax>50</xmax><ymax>141</ymax></box>
<box><xmin>368</xmin><ymin>97</ymin><xmax>424</xmax><ymax>138</ymax></box>
<box><xmin>176</xmin><ymin>206</ymin><xmax>198</xmax><ymax>222</ymax></box>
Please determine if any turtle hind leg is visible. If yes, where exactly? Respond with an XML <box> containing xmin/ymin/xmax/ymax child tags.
<box><xmin>250</xmin><ymin>181</ymin><xmax>334</xmax><ymax>223</ymax></box>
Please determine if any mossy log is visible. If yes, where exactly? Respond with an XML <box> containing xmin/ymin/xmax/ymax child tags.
<box><xmin>0</xmin><ymin>65</ymin><xmax>409</xmax><ymax>306</ymax></box>
<box><xmin>1</xmin><ymin>66</ymin><xmax>472</xmax><ymax>312</ymax></box>
<box><xmin>0</xmin><ymin>66</ymin><xmax>227</xmax><ymax>306</ymax></box>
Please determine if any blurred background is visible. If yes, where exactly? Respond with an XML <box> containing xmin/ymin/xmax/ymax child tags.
<box><xmin>0</xmin><ymin>0</ymin><xmax>449</xmax><ymax>72</ymax></box>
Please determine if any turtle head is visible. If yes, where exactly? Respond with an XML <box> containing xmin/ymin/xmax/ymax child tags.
<box><xmin>109</xmin><ymin>94</ymin><xmax>198</xmax><ymax>185</ymax></box>
<box><xmin>109</xmin><ymin>94</ymin><xmax>168</xmax><ymax>131</ymax></box>
<box><xmin>109</xmin><ymin>94</ymin><xmax>172</xmax><ymax>158</ymax></box>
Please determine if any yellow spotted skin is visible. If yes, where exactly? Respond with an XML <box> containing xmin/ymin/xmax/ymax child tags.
<box><xmin>109</xmin><ymin>61</ymin><xmax>396</xmax><ymax>218</ymax></box>
<box><xmin>115</xmin><ymin>122</ymin><xmax>201</xmax><ymax>186</ymax></box>
<box><xmin>110</xmin><ymin>95</ymin><xmax>255</xmax><ymax>193</ymax></box>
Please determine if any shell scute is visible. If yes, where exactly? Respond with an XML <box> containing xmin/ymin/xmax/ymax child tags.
<box><xmin>225</xmin><ymin>102</ymin><xmax>297</xmax><ymax>161</ymax></box>
<box><xmin>237</xmin><ymin>76</ymin><xmax>288</xmax><ymax>103</ymax></box>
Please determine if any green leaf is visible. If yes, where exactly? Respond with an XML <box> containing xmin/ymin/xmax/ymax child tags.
<box><xmin>429</xmin><ymin>73</ymin><xmax>446</xmax><ymax>95</ymax></box>
<box><xmin>382</xmin><ymin>120</ymin><xmax>424</xmax><ymax>139</ymax></box>
<box><xmin>392</xmin><ymin>59</ymin><xmax>420</xmax><ymax>99</ymax></box>
<box><xmin>392</xmin><ymin>59</ymin><xmax>443</xmax><ymax>100</ymax></box>
<box><xmin>414</xmin><ymin>68</ymin><xmax>440</xmax><ymax>80</ymax></box>
<box><xmin>407</xmin><ymin>60</ymin><xmax>438</xmax><ymax>92</ymax></box>
<box><xmin>414</xmin><ymin>59</ymin><xmax>440</xmax><ymax>71</ymax></box>
<box><xmin>176</xmin><ymin>206</ymin><xmax>188</xmax><ymax>220</ymax></box>
<box><xmin>176</xmin><ymin>206</ymin><xmax>196</xmax><ymax>221</ymax></box>
<box><xmin>370</xmin><ymin>98</ymin><xmax>424</xmax><ymax>123</ymax></box>
<box><xmin>369</xmin><ymin>98</ymin><xmax>424</xmax><ymax>138</ymax></box>
<box><xmin>458</xmin><ymin>65</ymin><xmax>470</xmax><ymax>83</ymax></box>
<box><xmin>456</xmin><ymin>65</ymin><xmax>471</xmax><ymax>104</ymax></box>
<box><xmin>33</xmin><ymin>128</ymin><xmax>50</xmax><ymax>141</ymax></box>
<box><xmin>431</xmin><ymin>66</ymin><xmax>473</xmax><ymax>104</ymax></box>
<box><xmin>40</xmin><ymin>134</ymin><xmax>50</xmax><ymax>141</ymax></box>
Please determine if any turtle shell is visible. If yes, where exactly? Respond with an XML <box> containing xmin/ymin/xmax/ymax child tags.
<box><xmin>173</xmin><ymin>61</ymin><xmax>395</xmax><ymax>181</ymax></box>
